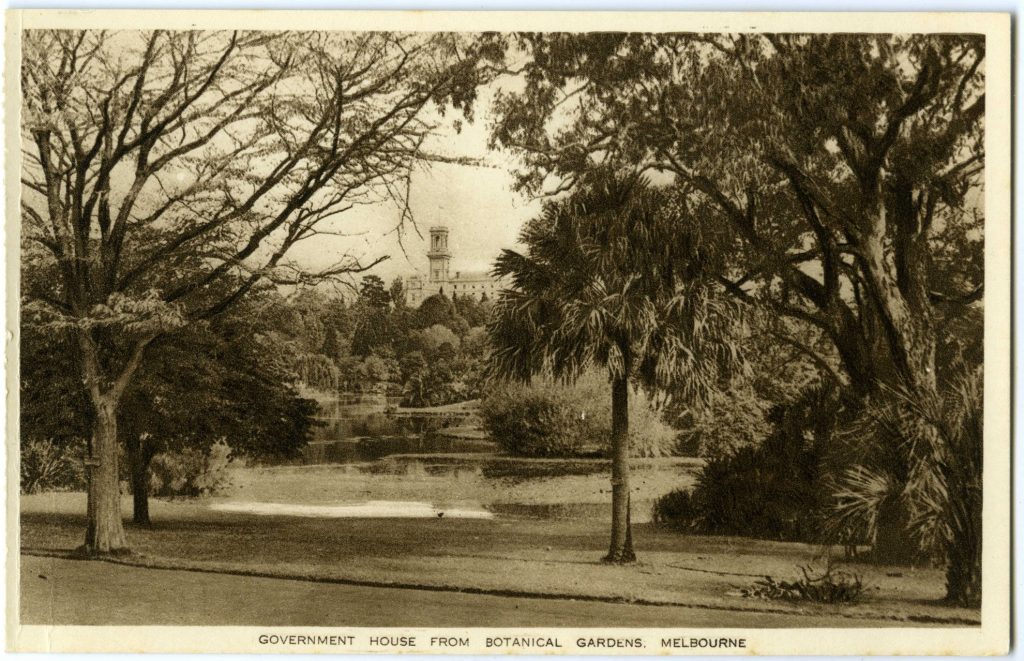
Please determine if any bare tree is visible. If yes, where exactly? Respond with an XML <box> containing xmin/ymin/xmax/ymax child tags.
<box><xmin>20</xmin><ymin>29</ymin><xmax>487</xmax><ymax>553</ymax></box>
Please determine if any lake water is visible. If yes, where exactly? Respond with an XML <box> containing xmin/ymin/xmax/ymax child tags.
<box><xmin>298</xmin><ymin>391</ymin><xmax>487</xmax><ymax>463</ymax></box>
<box><xmin>218</xmin><ymin>391</ymin><xmax>701</xmax><ymax>523</ymax></box>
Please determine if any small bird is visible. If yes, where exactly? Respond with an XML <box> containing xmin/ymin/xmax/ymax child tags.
<box><xmin>437</xmin><ymin>512</ymin><xmax>445</xmax><ymax>518</ymax></box>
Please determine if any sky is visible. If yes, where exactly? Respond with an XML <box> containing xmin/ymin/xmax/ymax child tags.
<box><xmin>287</xmin><ymin>87</ymin><xmax>543</xmax><ymax>289</ymax></box>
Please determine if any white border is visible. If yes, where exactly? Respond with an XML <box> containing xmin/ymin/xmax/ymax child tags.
<box><xmin>2</xmin><ymin>7</ymin><xmax>1015</xmax><ymax>658</ymax></box>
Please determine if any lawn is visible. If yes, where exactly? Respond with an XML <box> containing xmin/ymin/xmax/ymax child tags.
<box><xmin>20</xmin><ymin>492</ymin><xmax>978</xmax><ymax>626</ymax></box>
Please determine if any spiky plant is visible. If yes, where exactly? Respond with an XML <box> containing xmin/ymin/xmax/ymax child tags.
<box><xmin>828</xmin><ymin>365</ymin><xmax>983</xmax><ymax>606</ymax></box>
<box><xmin>905</xmin><ymin>366</ymin><xmax>983</xmax><ymax>607</ymax></box>
<box><xmin>487</xmin><ymin>171</ymin><xmax>745</xmax><ymax>563</ymax></box>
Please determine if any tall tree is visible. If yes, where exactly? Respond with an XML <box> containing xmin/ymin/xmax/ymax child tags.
<box><xmin>488</xmin><ymin>172</ymin><xmax>744</xmax><ymax>562</ymax></box>
<box><xmin>359</xmin><ymin>275</ymin><xmax>392</xmax><ymax>309</ymax></box>
<box><xmin>389</xmin><ymin>276</ymin><xmax>407</xmax><ymax>309</ymax></box>
<box><xmin>120</xmin><ymin>295</ymin><xmax>318</xmax><ymax>525</ymax></box>
<box><xmin>490</xmin><ymin>33</ymin><xmax>984</xmax><ymax>566</ymax></box>
<box><xmin>20</xmin><ymin>29</ymin><xmax>490</xmax><ymax>553</ymax></box>
<box><xmin>491</xmin><ymin>33</ymin><xmax>983</xmax><ymax>399</ymax></box>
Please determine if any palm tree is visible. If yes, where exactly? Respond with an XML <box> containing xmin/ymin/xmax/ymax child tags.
<box><xmin>488</xmin><ymin>172</ymin><xmax>745</xmax><ymax>562</ymax></box>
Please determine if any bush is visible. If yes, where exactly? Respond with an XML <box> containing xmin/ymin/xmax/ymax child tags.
<box><xmin>481</xmin><ymin>371</ymin><xmax>679</xmax><ymax>458</ymax></box>
<box><xmin>828</xmin><ymin>365</ymin><xmax>983</xmax><ymax>604</ymax></box>
<box><xmin>481</xmin><ymin>382</ymin><xmax>600</xmax><ymax>457</ymax></box>
<box><xmin>652</xmin><ymin>386</ymin><xmax>843</xmax><ymax>541</ymax></box>
<box><xmin>21</xmin><ymin>437</ymin><xmax>87</xmax><ymax>493</ymax></box>
<box><xmin>741</xmin><ymin>565</ymin><xmax>865</xmax><ymax>604</ymax></box>
<box><xmin>148</xmin><ymin>441</ymin><xmax>233</xmax><ymax>498</ymax></box>
<box><xmin>651</xmin><ymin>488</ymin><xmax>699</xmax><ymax>529</ymax></box>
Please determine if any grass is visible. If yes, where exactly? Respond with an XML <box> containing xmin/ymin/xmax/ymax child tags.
<box><xmin>21</xmin><ymin>492</ymin><xmax>978</xmax><ymax>625</ymax></box>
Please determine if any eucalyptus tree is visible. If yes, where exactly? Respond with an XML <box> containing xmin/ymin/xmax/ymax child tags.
<box><xmin>490</xmin><ymin>33</ymin><xmax>985</xmax><ymax>576</ymax></box>
<box><xmin>491</xmin><ymin>33</ymin><xmax>984</xmax><ymax>402</ymax></box>
<box><xmin>488</xmin><ymin>172</ymin><xmax>745</xmax><ymax>562</ymax></box>
<box><xmin>20</xmin><ymin>29</ymin><xmax>491</xmax><ymax>553</ymax></box>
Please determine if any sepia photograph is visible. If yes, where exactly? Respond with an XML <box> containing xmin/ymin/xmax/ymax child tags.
<box><xmin>5</xmin><ymin>10</ymin><xmax>1011</xmax><ymax>656</ymax></box>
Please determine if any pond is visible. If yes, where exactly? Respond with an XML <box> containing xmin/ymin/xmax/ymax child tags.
<box><xmin>297</xmin><ymin>391</ymin><xmax>487</xmax><ymax>463</ymax></box>
<box><xmin>218</xmin><ymin>391</ymin><xmax>702</xmax><ymax>523</ymax></box>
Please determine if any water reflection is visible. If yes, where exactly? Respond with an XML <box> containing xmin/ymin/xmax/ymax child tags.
<box><xmin>304</xmin><ymin>437</ymin><xmax>496</xmax><ymax>464</ymax></box>
<box><xmin>229</xmin><ymin>391</ymin><xmax>701</xmax><ymax>524</ymax></box>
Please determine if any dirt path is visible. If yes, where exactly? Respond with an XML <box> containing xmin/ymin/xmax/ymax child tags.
<box><xmin>21</xmin><ymin>555</ymin><xmax>913</xmax><ymax>628</ymax></box>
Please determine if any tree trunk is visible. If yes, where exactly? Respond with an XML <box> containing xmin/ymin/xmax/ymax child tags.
<box><xmin>872</xmin><ymin>494</ymin><xmax>916</xmax><ymax>565</ymax></box>
<box><xmin>604</xmin><ymin>375</ymin><xmax>636</xmax><ymax>563</ymax></box>
<box><xmin>860</xmin><ymin>205</ymin><xmax>938</xmax><ymax>398</ymax></box>
<box><xmin>82</xmin><ymin>399</ymin><xmax>129</xmax><ymax>555</ymax></box>
<box><xmin>944</xmin><ymin>489</ymin><xmax>982</xmax><ymax>606</ymax></box>
<box><xmin>858</xmin><ymin>206</ymin><xmax>941</xmax><ymax>565</ymax></box>
<box><xmin>128</xmin><ymin>437</ymin><xmax>153</xmax><ymax>526</ymax></box>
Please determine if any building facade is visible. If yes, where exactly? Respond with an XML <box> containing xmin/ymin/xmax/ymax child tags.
<box><xmin>406</xmin><ymin>226</ymin><xmax>505</xmax><ymax>306</ymax></box>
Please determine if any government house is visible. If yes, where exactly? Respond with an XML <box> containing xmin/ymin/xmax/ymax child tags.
<box><xmin>406</xmin><ymin>226</ymin><xmax>505</xmax><ymax>307</ymax></box>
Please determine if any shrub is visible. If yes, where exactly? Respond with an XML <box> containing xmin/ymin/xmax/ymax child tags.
<box><xmin>652</xmin><ymin>386</ymin><xmax>843</xmax><ymax>541</ymax></box>
<box><xmin>480</xmin><ymin>382</ymin><xmax>600</xmax><ymax>456</ymax></box>
<box><xmin>21</xmin><ymin>437</ymin><xmax>87</xmax><ymax>493</ymax></box>
<box><xmin>414</xmin><ymin>324</ymin><xmax>460</xmax><ymax>352</ymax></box>
<box><xmin>481</xmin><ymin>371</ymin><xmax>679</xmax><ymax>458</ymax></box>
<box><xmin>828</xmin><ymin>365</ymin><xmax>983</xmax><ymax>605</ymax></box>
<box><xmin>651</xmin><ymin>488</ymin><xmax>699</xmax><ymax>529</ymax></box>
<box><xmin>148</xmin><ymin>441</ymin><xmax>233</xmax><ymax>498</ymax></box>
<box><xmin>741</xmin><ymin>565</ymin><xmax>865</xmax><ymax>604</ymax></box>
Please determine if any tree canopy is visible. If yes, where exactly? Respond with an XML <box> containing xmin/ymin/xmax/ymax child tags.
<box><xmin>491</xmin><ymin>33</ymin><xmax>984</xmax><ymax>398</ymax></box>
<box><xmin>20</xmin><ymin>28</ymin><xmax>496</xmax><ymax>552</ymax></box>
<box><xmin>488</xmin><ymin>171</ymin><xmax>745</xmax><ymax>562</ymax></box>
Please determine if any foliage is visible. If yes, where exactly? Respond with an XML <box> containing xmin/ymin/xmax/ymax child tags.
<box><xmin>119</xmin><ymin>295</ymin><xmax>319</xmax><ymax>464</ymax></box>
<box><xmin>21</xmin><ymin>438</ymin><xmax>87</xmax><ymax>494</ymax></box>
<box><xmin>480</xmin><ymin>378</ymin><xmax>606</xmax><ymax>457</ymax></box>
<box><xmin>650</xmin><ymin>488</ymin><xmax>698</xmax><ymax>529</ymax></box>
<box><xmin>652</xmin><ymin>387</ymin><xmax>844</xmax><ymax>541</ymax></box>
<box><xmin>269</xmin><ymin>281</ymin><xmax>490</xmax><ymax>407</ymax></box>
<box><xmin>480</xmin><ymin>372</ymin><xmax>678</xmax><ymax>458</ymax></box>
<box><xmin>389</xmin><ymin>277</ymin><xmax>407</xmax><ymax>309</ymax></box>
<box><xmin>741</xmin><ymin>566</ymin><xmax>865</xmax><ymax>604</ymax></box>
<box><xmin>296</xmin><ymin>353</ymin><xmax>342</xmax><ymax>391</ymax></box>
<box><xmin>489</xmin><ymin>171</ymin><xmax>745</xmax><ymax>399</ymax></box>
<box><xmin>491</xmin><ymin>33</ymin><xmax>984</xmax><ymax>400</ymax></box>
<box><xmin>148</xmin><ymin>442</ymin><xmax>234</xmax><ymax>498</ymax></box>
<box><xmin>414</xmin><ymin>324</ymin><xmax>461</xmax><ymax>352</ymax></box>
<box><xmin>351</xmin><ymin>305</ymin><xmax>396</xmax><ymax>357</ymax></box>
<box><xmin>828</xmin><ymin>365</ymin><xmax>983</xmax><ymax>605</ymax></box>
<box><xmin>359</xmin><ymin>276</ymin><xmax>392</xmax><ymax>309</ymax></box>
<box><xmin>19</xmin><ymin>288</ymin><xmax>317</xmax><ymax>517</ymax></box>
<box><xmin>415</xmin><ymin>294</ymin><xmax>458</xmax><ymax>329</ymax></box>
<box><xmin>672</xmin><ymin>314</ymin><xmax>829</xmax><ymax>457</ymax></box>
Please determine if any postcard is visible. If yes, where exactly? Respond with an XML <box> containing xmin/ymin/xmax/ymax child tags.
<box><xmin>5</xmin><ymin>9</ymin><xmax>1011</xmax><ymax>655</ymax></box>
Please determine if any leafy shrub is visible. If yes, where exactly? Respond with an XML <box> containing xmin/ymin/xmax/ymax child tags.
<box><xmin>21</xmin><ymin>438</ymin><xmax>87</xmax><ymax>493</ymax></box>
<box><xmin>652</xmin><ymin>386</ymin><xmax>843</xmax><ymax>541</ymax></box>
<box><xmin>413</xmin><ymin>324</ymin><xmax>461</xmax><ymax>352</ymax></box>
<box><xmin>480</xmin><ymin>382</ymin><xmax>600</xmax><ymax>457</ymax></box>
<box><xmin>481</xmin><ymin>371</ymin><xmax>679</xmax><ymax>458</ymax></box>
<box><xmin>651</xmin><ymin>488</ymin><xmax>699</xmax><ymax>529</ymax></box>
<box><xmin>148</xmin><ymin>441</ymin><xmax>233</xmax><ymax>498</ymax></box>
<box><xmin>741</xmin><ymin>565</ymin><xmax>865</xmax><ymax>604</ymax></box>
